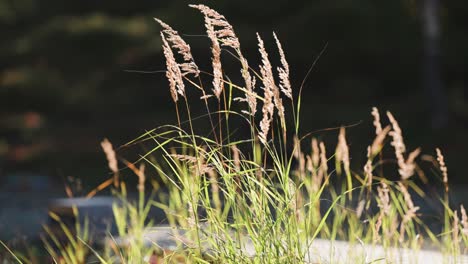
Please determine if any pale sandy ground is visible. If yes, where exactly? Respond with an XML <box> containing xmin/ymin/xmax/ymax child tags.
<box><xmin>131</xmin><ymin>226</ymin><xmax>468</xmax><ymax>264</ymax></box>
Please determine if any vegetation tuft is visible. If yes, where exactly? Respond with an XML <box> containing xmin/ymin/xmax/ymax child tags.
<box><xmin>1</xmin><ymin>4</ymin><xmax>467</xmax><ymax>264</ymax></box>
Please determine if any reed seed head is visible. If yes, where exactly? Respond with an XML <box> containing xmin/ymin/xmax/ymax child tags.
<box><xmin>460</xmin><ymin>205</ymin><xmax>468</xmax><ymax>235</ymax></box>
<box><xmin>371</xmin><ymin>107</ymin><xmax>382</xmax><ymax>135</ymax></box>
<box><xmin>161</xmin><ymin>33</ymin><xmax>185</xmax><ymax>102</ymax></box>
<box><xmin>101</xmin><ymin>138</ymin><xmax>118</xmax><ymax>174</ymax></box>
<box><xmin>436</xmin><ymin>148</ymin><xmax>448</xmax><ymax>191</ymax></box>
<box><xmin>273</xmin><ymin>32</ymin><xmax>292</xmax><ymax>99</ymax></box>
<box><xmin>336</xmin><ymin>127</ymin><xmax>350</xmax><ymax>175</ymax></box>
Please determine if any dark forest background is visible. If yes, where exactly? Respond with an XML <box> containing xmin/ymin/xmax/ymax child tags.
<box><xmin>1</xmin><ymin>0</ymin><xmax>468</xmax><ymax>189</ymax></box>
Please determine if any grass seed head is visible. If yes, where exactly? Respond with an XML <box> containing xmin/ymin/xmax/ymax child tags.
<box><xmin>371</xmin><ymin>107</ymin><xmax>382</xmax><ymax>135</ymax></box>
<box><xmin>155</xmin><ymin>18</ymin><xmax>199</xmax><ymax>77</ymax></box>
<box><xmin>460</xmin><ymin>205</ymin><xmax>468</xmax><ymax>235</ymax></box>
<box><xmin>273</xmin><ymin>32</ymin><xmax>292</xmax><ymax>99</ymax></box>
<box><xmin>436</xmin><ymin>148</ymin><xmax>448</xmax><ymax>191</ymax></box>
<box><xmin>161</xmin><ymin>33</ymin><xmax>185</xmax><ymax>102</ymax></box>
<box><xmin>101</xmin><ymin>138</ymin><xmax>118</xmax><ymax>174</ymax></box>
<box><xmin>336</xmin><ymin>127</ymin><xmax>350</xmax><ymax>175</ymax></box>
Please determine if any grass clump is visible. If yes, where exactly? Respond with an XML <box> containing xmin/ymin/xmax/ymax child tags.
<box><xmin>2</xmin><ymin>4</ymin><xmax>468</xmax><ymax>264</ymax></box>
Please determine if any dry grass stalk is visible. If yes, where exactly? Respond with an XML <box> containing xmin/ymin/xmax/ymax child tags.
<box><xmin>453</xmin><ymin>210</ymin><xmax>460</xmax><ymax>244</ymax></box>
<box><xmin>460</xmin><ymin>205</ymin><xmax>468</xmax><ymax>235</ymax></box>
<box><xmin>190</xmin><ymin>4</ymin><xmax>257</xmax><ymax>106</ymax></box>
<box><xmin>101</xmin><ymin>138</ymin><xmax>119</xmax><ymax>187</ymax></box>
<box><xmin>377</xmin><ymin>181</ymin><xmax>391</xmax><ymax>216</ymax></box>
<box><xmin>293</xmin><ymin>136</ymin><xmax>301</xmax><ymax>159</ymax></box>
<box><xmin>170</xmin><ymin>154</ymin><xmax>198</xmax><ymax>163</ymax></box>
<box><xmin>273</xmin><ymin>32</ymin><xmax>292</xmax><ymax>99</ymax></box>
<box><xmin>155</xmin><ymin>19</ymin><xmax>199</xmax><ymax>77</ymax></box>
<box><xmin>171</xmin><ymin>153</ymin><xmax>213</xmax><ymax>175</ymax></box>
<box><xmin>398</xmin><ymin>148</ymin><xmax>421</xmax><ymax>180</ymax></box>
<box><xmin>240</xmin><ymin>58</ymin><xmax>258</xmax><ymax>116</ymax></box>
<box><xmin>189</xmin><ymin>5</ymin><xmax>223</xmax><ymax>99</ymax></box>
<box><xmin>292</xmin><ymin>136</ymin><xmax>306</xmax><ymax>175</ymax></box>
<box><xmin>101</xmin><ymin>139</ymin><xmax>118</xmax><ymax>173</ymax></box>
<box><xmin>231</xmin><ymin>145</ymin><xmax>241</xmax><ymax>171</ymax></box>
<box><xmin>257</xmin><ymin>33</ymin><xmax>286</xmax><ymax>134</ymax></box>
<box><xmin>435</xmin><ymin>148</ymin><xmax>448</xmax><ymax>192</ymax></box>
<box><xmin>189</xmin><ymin>4</ymin><xmax>239</xmax><ymax>49</ymax></box>
<box><xmin>257</xmin><ymin>35</ymin><xmax>275</xmax><ymax>144</ymax></box>
<box><xmin>161</xmin><ymin>33</ymin><xmax>185</xmax><ymax>102</ymax></box>
<box><xmin>387</xmin><ymin>111</ymin><xmax>420</xmax><ymax>180</ymax></box>
<box><xmin>364</xmin><ymin>147</ymin><xmax>373</xmax><ymax>187</ymax></box>
<box><xmin>308</xmin><ymin>138</ymin><xmax>323</xmax><ymax>190</ymax></box>
<box><xmin>137</xmin><ymin>163</ymin><xmax>145</xmax><ymax>192</ymax></box>
<box><xmin>336</xmin><ymin>127</ymin><xmax>350</xmax><ymax>176</ymax></box>
<box><xmin>319</xmin><ymin>142</ymin><xmax>328</xmax><ymax>183</ymax></box>
<box><xmin>398</xmin><ymin>182</ymin><xmax>420</xmax><ymax>242</ymax></box>
<box><xmin>370</xmin><ymin>125</ymin><xmax>391</xmax><ymax>156</ymax></box>
<box><xmin>208</xmin><ymin>24</ymin><xmax>223</xmax><ymax>99</ymax></box>
<box><xmin>371</xmin><ymin>107</ymin><xmax>382</xmax><ymax>135</ymax></box>
<box><xmin>374</xmin><ymin>213</ymin><xmax>383</xmax><ymax>242</ymax></box>
<box><xmin>387</xmin><ymin>111</ymin><xmax>406</xmax><ymax>154</ymax></box>
<box><xmin>311</xmin><ymin>138</ymin><xmax>320</xmax><ymax>168</ymax></box>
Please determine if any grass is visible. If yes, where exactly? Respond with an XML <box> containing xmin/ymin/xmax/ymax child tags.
<box><xmin>1</xmin><ymin>4</ymin><xmax>468</xmax><ymax>263</ymax></box>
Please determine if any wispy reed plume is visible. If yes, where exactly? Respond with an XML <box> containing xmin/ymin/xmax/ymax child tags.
<box><xmin>208</xmin><ymin>24</ymin><xmax>223</xmax><ymax>99</ymax></box>
<box><xmin>137</xmin><ymin>164</ymin><xmax>146</xmax><ymax>192</ymax></box>
<box><xmin>370</xmin><ymin>125</ymin><xmax>391</xmax><ymax>156</ymax></box>
<box><xmin>190</xmin><ymin>4</ymin><xmax>258</xmax><ymax>113</ymax></box>
<box><xmin>400</xmin><ymin>147</ymin><xmax>421</xmax><ymax>179</ymax></box>
<box><xmin>371</xmin><ymin>107</ymin><xmax>382</xmax><ymax>135</ymax></box>
<box><xmin>311</xmin><ymin>138</ymin><xmax>320</xmax><ymax>169</ymax></box>
<box><xmin>453</xmin><ymin>210</ymin><xmax>460</xmax><ymax>245</ymax></box>
<box><xmin>101</xmin><ymin>138</ymin><xmax>119</xmax><ymax>187</ymax></box>
<box><xmin>374</xmin><ymin>214</ymin><xmax>383</xmax><ymax>242</ymax></box>
<box><xmin>336</xmin><ymin>127</ymin><xmax>353</xmax><ymax>196</ymax></box>
<box><xmin>257</xmin><ymin>34</ymin><xmax>286</xmax><ymax>130</ymax></box>
<box><xmin>101</xmin><ymin>138</ymin><xmax>118</xmax><ymax>173</ymax></box>
<box><xmin>161</xmin><ymin>33</ymin><xmax>185</xmax><ymax>102</ymax></box>
<box><xmin>387</xmin><ymin>111</ymin><xmax>420</xmax><ymax>180</ymax></box>
<box><xmin>257</xmin><ymin>34</ymin><xmax>275</xmax><ymax>144</ymax></box>
<box><xmin>240</xmin><ymin>58</ymin><xmax>257</xmax><ymax>115</ymax></box>
<box><xmin>387</xmin><ymin>111</ymin><xmax>406</xmax><ymax>153</ymax></box>
<box><xmin>336</xmin><ymin>127</ymin><xmax>350</xmax><ymax>176</ymax></box>
<box><xmin>170</xmin><ymin>154</ymin><xmax>198</xmax><ymax>163</ymax></box>
<box><xmin>257</xmin><ymin>33</ymin><xmax>286</xmax><ymax>129</ymax></box>
<box><xmin>377</xmin><ymin>181</ymin><xmax>391</xmax><ymax>216</ymax></box>
<box><xmin>293</xmin><ymin>135</ymin><xmax>301</xmax><ymax>159</ymax></box>
<box><xmin>231</xmin><ymin>145</ymin><xmax>241</xmax><ymax>171</ymax></box>
<box><xmin>398</xmin><ymin>182</ymin><xmax>420</xmax><ymax>242</ymax></box>
<box><xmin>364</xmin><ymin>147</ymin><xmax>373</xmax><ymax>187</ymax></box>
<box><xmin>307</xmin><ymin>138</ymin><xmax>324</xmax><ymax>190</ymax></box>
<box><xmin>435</xmin><ymin>148</ymin><xmax>448</xmax><ymax>192</ymax></box>
<box><xmin>189</xmin><ymin>5</ymin><xmax>239</xmax><ymax>49</ymax></box>
<box><xmin>294</xmin><ymin>137</ymin><xmax>306</xmax><ymax>175</ymax></box>
<box><xmin>273</xmin><ymin>32</ymin><xmax>292</xmax><ymax>99</ymax></box>
<box><xmin>171</xmin><ymin>153</ymin><xmax>213</xmax><ymax>175</ymax></box>
<box><xmin>319</xmin><ymin>142</ymin><xmax>328</xmax><ymax>182</ymax></box>
<box><xmin>188</xmin><ymin>4</ymin><xmax>223</xmax><ymax>99</ymax></box>
<box><xmin>155</xmin><ymin>19</ymin><xmax>200</xmax><ymax>77</ymax></box>
<box><xmin>460</xmin><ymin>205</ymin><xmax>468</xmax><ymax>235</ymax></box>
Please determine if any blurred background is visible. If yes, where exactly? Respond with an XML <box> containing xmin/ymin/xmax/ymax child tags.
<box><xmin>1</xmin><ymin>0</ymin><xmax>468</xmax><ymax>239</ymax></box>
